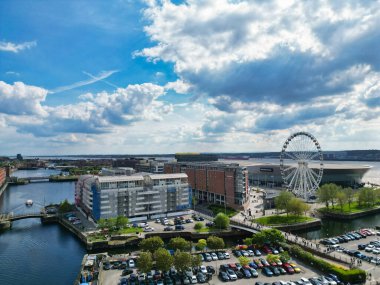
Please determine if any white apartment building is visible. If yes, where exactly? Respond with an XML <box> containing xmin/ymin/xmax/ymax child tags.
<box><xmin>75</xmin><ymin>173</ymin><xmax>190</xmax><ymax>220</ymax></box>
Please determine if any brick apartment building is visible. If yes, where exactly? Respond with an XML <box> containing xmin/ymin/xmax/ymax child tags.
<box><xmin>0</xmin><ymin>167</ymin><xmax>6</xmax><ymax>188</ymax></box>
<box><xmin>164</xmin><ymin>162</ymin><xmax>249</xmax><ymax>210</ymax></box>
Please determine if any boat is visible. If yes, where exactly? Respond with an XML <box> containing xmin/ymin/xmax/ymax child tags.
<box><xmin>25</xmin><ymin>199</ymin><xmax>33</xmax><ymax>206</ymax></box>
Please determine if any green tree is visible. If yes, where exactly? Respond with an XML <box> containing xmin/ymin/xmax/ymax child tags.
<box><xmin>59</xmin><ymin>199</ymin><xmax>72</xmax><ymax>213</ymax></box>
<box><xmin>137</xmin><ymin>252</ymin><xmax>153</xmax><ymax>273</ymax></box>
<box><xmin>213</xmin><ymin>213</ymin><xmax>230</xmax><ymax>229</ymax></box>
<box><xmin>194</xmin><ymin>222</ymin><xmax>203</xmax><ymax>230</ymax></box>
<box><xmin>195</xmin><ymin>239</ymin><xmax>207</xmax><ymax>251</ymax></box>
<box><xmin>97</xmin><ymin>218</ymin><xmax>108</xmax><ymax>231</ymax></box>
<box><xmin>287</xmin><ymin>198</ymin><xmax>303</xmax><ymax>217</ymax></box>
<box><xmin>336</xmin><ymin>191</ymin><xmax>348</xmax><ymax>212</ymax></box>
<box><xmin>274</xmin><ymin>191</ymin><xmax>294</xmax><ymax>215</ymax></box>
<box><xmin>168</xmin><ymin>237</ymin><xmax>191</xmax><ymax>251</ymax></box>
<box><xmin>154</xmin><ymin>248</ymin><xmax>174</xmax><ymax>272</ymax></box>
<box><xmin>174</xmin><ymin>250</ymin><xmax>192</xmax><ymax>273</ymax></box>
<box><xmin>238</xmin><ymin>256</ymin><xmax>250</xmax><ymax>266</ymax></box>
<box><xmin>251</xmin><ymin>229</ymin><xmax>285</xmax><ymax>246</ymax></box>
<box><xmin>317</xmin><ymin>183</ymin><xmax>340</xmax><ymax>208</ymax></box>
<box><xmin>191</xmin><ymin>254</ymin><xmax>202</xmax><ymax>267</ymax></box>
<box><xmin>243</xmin><ymin>237</ymin><xmax>253</xmax><ymax>246</ymax></box>
<box><xmin>345</xmin><ymin>187</ymin><xmax>355</xmax><ymax>210</ymax></box>
<box><xmin>279</xmin><ymin>251</ymin><xmax>290</xmax><ymax>262</ymax></box>
<box><xmin>115</xmin><ymin>216</ymin><xmax>129</xmax><ymax>229</ymax></box>
<box><xmin>139</xmin><ymin>236</ymin><xmax>164</xmax><ymax>253</ymax></box>
<box><xmin>266</xmin><ymin>254</ymin><xmax>279</xmax><ymax>263</ymax></box>
<box><xmin>358</xmin><ymin>187</ymin><xmax>376</xmax><ymax>208</ymax></box>
<box><xmin>207</xmin><ymin>236</ymin><xmax>225</xmax><ymax>250</ymax></box>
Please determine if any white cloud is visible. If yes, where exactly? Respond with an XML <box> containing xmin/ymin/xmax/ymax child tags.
<box><xmin>5</xmin><ymin>71</ymin><xmax>20</xmax><ymax>76</ymax></box>
<box><xmin>0</xmin><ymin>40</ymin><xmax>37</xmax><ymax>53</ymax></box>
<box><xmin>0</xmin><ymin>81</ymin><xmax>48</xmax><ymax>116</ymax></box>
<box><xmin>165</xmin><ymin>79</ymin><xmax>191</xmax><ymax>94</ymax></box>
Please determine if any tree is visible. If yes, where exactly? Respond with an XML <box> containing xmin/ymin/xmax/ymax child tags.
<box><xmin>154</xmin><ymin>248</ymin><xmax>174</xmax><ymax>272</ymax></box>
<box><xmin>174</xmin><ymin>250</ymin><xmax>192</xmax><ymax>273</ymax></box>
<box><xmin>243</xmin><ymin>237</ymin><xmax>253</xmax><ymax>246</ymax></box>
<box><xmin>279</xmin><ymin>251</ymin><xmax>290</xmax><ymax>263</ymax></box>
<box><xmin>59</xmin><ymin>199</ymin><xmax>72</xmax><ymax>213</ymax></box>
<box><xmin>251</xmin><ymin>229</ymin><xmax>285</xmax><ymax>246</ymax></box>
<box><xmin>97</xmin><ymin>218</ymin><xmax>108</xmax><ymax>231</ymax></box>
<box><xmin>168</xmin><ymin>237</ymin><xmax>191</xmax><ymax>251</ymax></box>
<box><xmin>266</xmin><ymin>254</ymin><xmax>279</xmax><ymax>263</ymax></box>
<box><xmin>213</xmin><ymin>213</ymin><xmax>230</xmax><ymax>229</ymax></box>
<box><xmin>345</xmin><ymin>187</ymin><xmax>355</xmax><ymax>210</ymax></box>
<box><xmin>195</xmin><ymin>239</ymin><xmax>207</xmax><ymax>251</ymax></box>
<box><xmin>274</xmin><ymin>191</ymin><xmax>294</xmax><ymax>215</ymax></box>
<box><xmin>358</xmin><ymin>187</ymin><xmax>376</xmax><ymax>208</ymax></box>
<box><xmin>137</xmin><ymin>252</ymin><xmax>153</xmax><ymax>273</ymax></box>
<box><xmin>317</xmin><ymin>183</ymin><xmax>339</xmax><ymax>208</ymax></box>
<box><xmin>207</xmin><ymin>236</ymin><xmax>225</xmax><ymax>250</ymax></box>
<box><xmin>116</xmin><ymin>216</ymin><xmax>129</xmax><ymax>229</ymax></box>
<box><xmin>194</xmin><ymin>222</ymin><xmax>203</xmax><ymax>230</ymax></box>
<box><xmin>238</xmin><ymin>256</ymin><xmax>250</xmax><ymax>266</ymax></box>
<box><xmin>336</xmin><ymin>190</ymin><xmax>347</xmax><ymax>212</ymax></box>
<box><xmin>191</xmin><ymin>254</ymin><xmax>202</xmax><ymax>267</ymax></box>
<box><xmin>139</xmin><ymin>236</ymin><xmax>164</xmax><ymax>253</ymax></box>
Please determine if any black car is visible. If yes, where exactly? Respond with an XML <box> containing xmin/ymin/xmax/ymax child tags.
<box><xmin>219</xmin><ymin>264</ymin><xmax>229</xmax><ymax>272</ymax></box>
<box><xmin>235</xmin><ymin>271</ymin><xmax>244</xmax><ymax>279</ymax></box>
<box><xmin>205</xmin><ymin>222</ymin><xmax>214</xmax><ymax>227</ymax></box>
<box><xmin>122</xmin><ymin>269</ymin><xmax>134</xmax><ymax>276</ymax></box>
<box><xmin>175</xmin><ymin>225</ymin><xmax>184</xmax><ymax>230</ymax></box>
<box><xmin>164</xmin><ymin>226</ymin><xmax>173</xmax><ymax>231</ymax></box>
<box><xmin>219</xmin><ymin>271</ymin><xmax>229</xmax><ymax>282</ymax></box>
<box><xmin>206</xmin><ymin>266</ymin><xmax>215</xmax><ymax>274</ymax></box>
<box><xmin>358</xmin><ymin>244</ymin><xmax>366</xmax><ymax>250</ymax></box>
<box><xmin>120</xmin><ymin>277</ymin><xmax>128</xmax><ymax>285</ymax></box>
<box><xmin>270</xmin><ymin>266</ymin><xmax>280</xmax><ymax>276</ymax></box>
<box><xmin>103</xmin><ymin>262</ymin><xmax>111</xmax><ymax>270</ymax></box>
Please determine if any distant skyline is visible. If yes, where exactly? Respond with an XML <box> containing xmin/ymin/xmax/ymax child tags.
<box><xmin>1</xmin><ymin>0</ymin><xmax>380</xmax><ymax>155</ymax></box>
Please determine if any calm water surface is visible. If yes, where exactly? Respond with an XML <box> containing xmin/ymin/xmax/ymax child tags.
<box><xmin>0</xmin><ymin>179</ymin><xmax>85</xmax><ymax>285</ymax></box>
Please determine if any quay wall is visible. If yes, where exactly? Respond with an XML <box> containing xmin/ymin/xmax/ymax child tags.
<box><xmin>319</xmin><ymin>206</ymin><xmax>380</xmax><ymax>220</ymax></box>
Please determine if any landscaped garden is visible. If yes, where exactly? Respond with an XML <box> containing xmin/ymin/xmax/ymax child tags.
<box><xmin>208</xmin><ymin>204</ymin><xmax>237</xmax><ymax>217</ymax></box>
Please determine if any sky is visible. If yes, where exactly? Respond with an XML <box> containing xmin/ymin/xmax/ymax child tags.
<box><xmin>0</xmin><ymin>0</ymin><xmax>380</xmax><ymax>155</ymax></box>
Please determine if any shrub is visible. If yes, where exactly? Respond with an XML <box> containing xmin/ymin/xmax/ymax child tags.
<box><xmin>194</xmin><ymin>222</ymin><xmax>203</xmax><ymax>230</ymax></box>
<box><xmin>287</xmin><ymin>244</ymin><xmax>366</xmax><ymax>283</ymax></box>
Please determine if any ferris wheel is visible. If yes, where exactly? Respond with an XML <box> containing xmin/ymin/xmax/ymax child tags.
<box><xmin>280</xmin><ymin>131</ymin><xmax>323</xmax><ymax>200</ymax></box>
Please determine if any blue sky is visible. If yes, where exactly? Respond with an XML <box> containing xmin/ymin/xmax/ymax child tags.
<box><xmin>1</xmin><ymin>0</ymin><xmax>380</xmax><ymax>155</ymax></box>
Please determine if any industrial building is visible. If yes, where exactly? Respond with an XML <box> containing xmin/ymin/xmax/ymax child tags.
<box><xmin>75</xmin><ymin>173</ymin><xmax>190</xmax><ymax>221</ymax></box>
<box><xmin>164</xmin><ymin>162</ymin><xmax>249</xmax><ymax>210</ymax></box>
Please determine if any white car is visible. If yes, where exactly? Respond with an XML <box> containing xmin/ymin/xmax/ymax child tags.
<box><xmin>190</xmin><ymin>276</ymin><xmax>197</xmax><ymax>284</ymax></box>
<box><xmin>128</xmin><ymin>259</ymin><xmax>135</xmax><ymax>268</ymax></box>
<box><xmin>300</xmin><ymin>278</ymin><xmax>312</xmax><ymax>285</ymax></box>
<box><xmin>247</xmin><ymin>250</ymin><xmax>254</xmax><ymax>256</ymax></box>
<box><xmin>199</xmin><ymin>265</ymin><xmax>207</xmax><ymax>274</ymax></box>
<box><xmin>365</xmin><ymin>246</ymin><xmax>374</xmax><ymax>252</ymax></box>
<box><xmin>210</xmin><ymin>252</ymin><xmax>218</xmax><ymax>260</ymax></box>
<box><xmin>73</xmin><ymin>220</ymin><xmax>82</xmax><ymax>225</ymax></box>
<box><xmin>373</xmin><ymin>249</ymin><xmax>380</xmax><ymax>254</ymax></box>
<box><xmin>144</xmin><ymin>227</ymin><xmax>154</xmax><ymax>232</ymax></box>
<box><xmin>224</xmin><ymin>252</ymin><xmax>230</xmax><ymax>259</ymax></box>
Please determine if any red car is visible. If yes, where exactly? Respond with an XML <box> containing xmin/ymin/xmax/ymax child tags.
<box><xmin>262</xmin><ymin>246</ymin><xmax>272</xmax><ymax>254</ymax></box>
<box><xmin>282</xmin><ymin>263</ymin><xmax>295</xmax><ymax>274</ymax></box>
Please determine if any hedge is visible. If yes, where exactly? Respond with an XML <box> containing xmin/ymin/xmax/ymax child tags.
<box><xmin>284</xmin><ymin>244</ymin><xmax>366</xmax><ymax>283</ymax></box>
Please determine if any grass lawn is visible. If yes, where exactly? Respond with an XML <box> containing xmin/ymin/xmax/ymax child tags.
<box><xmin>88</xmin><ymin>234</ymin><xmax>107</xmax><ymax>242</ymax></box>
<box><xmin>208</xmin><ymin>204</ymin><xmax>238</xmax><ymax>217</ymax></box>
<box><xmin>318</xmin><ymin>201</ymin><xmax>379</xmax><ymax>214</ymax></box>
<box><xmin>117</xmin><ymin>227</ymin><xmax>143</xmax><ymax>234</ymax></box>
<box><xmin>196</xmin><ymin>226</ymin><xmax>224</xmax><ymax>233</ymax></box>
<box><xmin>254</xmin><ymin>215</ymin><xmax>315</xmax><ymax>225</ymax></box>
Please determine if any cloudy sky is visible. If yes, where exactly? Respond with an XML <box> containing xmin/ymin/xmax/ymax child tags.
<box><xmin>1</xmin><ymin>0</ymin><xmax>380</xmax><ymax>155</ymax></box>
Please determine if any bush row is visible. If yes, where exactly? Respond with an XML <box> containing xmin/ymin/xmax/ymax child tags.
<box><xmin>283</xmin><ymin>243</ymin><xmax>366</xmax><ymax>283</ymax></box>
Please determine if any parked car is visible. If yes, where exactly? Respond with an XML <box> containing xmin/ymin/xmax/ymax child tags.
<box><xmin>175</xmin><ymin>225</ymin><xmax>185</xmax><ymax>231</ymax></box>
<box><xmin>262</xmin><ymin>267</ymin><xmax>273</xmax><ymax>277</ymax></box>
<box><xmin>223</xmin><ymin>252</ymin><xmax>230</xmax><ymax>259</ymax></box>
<box><xmin>128</xmin><ymin>259</ymin><xmax>135</xmax><ymax>268</ymax></box>
<box><xmin>196</xmin><ymin>273</ymin><xmax>206</xmax><ymax>283</ymax></box>
<box><xmin>226</xmin><ymin>269</ymin><xmax>237</xmax><ymax>280</ymax></box>
<box><xmin>219</xmin><ymin>271</ymin><xmax>229</xmax><ymax>282</ymax></box>
<box><xmin>206</xmin><ymin>266</ymin><xmax>215</xmax><ymax>274</ymax></box>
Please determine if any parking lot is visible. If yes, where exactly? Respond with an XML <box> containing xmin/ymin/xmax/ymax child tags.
<box><xmin>99</xmin><ymin>247</ymin><xmax>331</xmax><ymax>285</ymax></box>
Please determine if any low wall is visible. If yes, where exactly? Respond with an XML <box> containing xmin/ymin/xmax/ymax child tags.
<box><xmin>319</xmin><ymin>206</ymin><xmax>380</xmax><ymax>220</ymax></box>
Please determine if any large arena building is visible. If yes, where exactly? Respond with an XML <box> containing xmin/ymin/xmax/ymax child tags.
<box><xmin>220</xmin><ymin>160</ymin><xmax>371</xmax><ymax>189</ymax></box>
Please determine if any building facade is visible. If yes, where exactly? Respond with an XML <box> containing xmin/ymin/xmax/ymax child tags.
<box><xmin>100</xmin><ymin>167</ymin><xmax>135</xmax><ymax>176</ymax></box>
<box><xmin>164</xmin><ymin>162</ymin><xmax>249</xmax><ymax>210</ymax></box>
<box><xmin>0</xmin><ymin>167</ymin><xmax>6</xmax><ymax>188</ymax></box>
<box><xmin>75</xmin><ymin>173</ymin><xmax>190</xmax><ymax>220</ymax></box>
